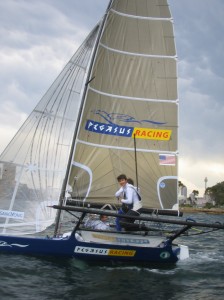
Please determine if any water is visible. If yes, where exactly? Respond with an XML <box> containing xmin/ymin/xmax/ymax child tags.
<box><xmin>0</xmin><ymin>213</ymin><xmax>223</xmax><ymax>300</ymax></box>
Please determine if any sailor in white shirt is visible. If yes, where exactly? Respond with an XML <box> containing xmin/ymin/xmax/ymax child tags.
<box><xmin>115</xmin><ymin>174</ymin><xmax>142</xmax><ymax>229</ymax></box>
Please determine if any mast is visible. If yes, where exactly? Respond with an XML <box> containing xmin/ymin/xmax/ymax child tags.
<box><xmin>53</xmin><ymin>1</ymin><xmax>113</xmax><ymax>236</ymax></box>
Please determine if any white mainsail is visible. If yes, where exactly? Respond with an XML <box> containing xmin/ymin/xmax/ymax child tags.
<box><xmin>68</xmin><ymin>0</ymin><xmax>178</xmax><ymax>210</ymax></box>
<box><xmin>0</xmin><ymin>26</ymin><xmax>100</xmax><ymax>235</ymax></box>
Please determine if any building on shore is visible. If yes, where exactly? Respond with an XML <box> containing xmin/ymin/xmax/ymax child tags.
<box><xmin>178</xmin><ymin>182</ymin><xmax>215</xmax><ymax>207</ymax></box>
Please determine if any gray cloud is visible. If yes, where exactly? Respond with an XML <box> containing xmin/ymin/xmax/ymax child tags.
<box><xmin>170</xmin><ymin>0</ymin><xmax>224</xmax><ymax>193</ymax></box>
<box><xmin>0</xmin><ymin>0</ymin><xmax>223</xmax><ymax>195</ymax></box>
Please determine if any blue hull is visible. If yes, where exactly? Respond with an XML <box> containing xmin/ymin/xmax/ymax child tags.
<box><xmin>0</xmin><ymin>234</ymin><xmax>179</xmax><ymax>264</ymax></box>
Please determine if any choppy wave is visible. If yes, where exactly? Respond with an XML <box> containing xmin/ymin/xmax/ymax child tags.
<box><xmin>0</xmin><ymin>213</ymin><xmax>224</xmax><ymax>299</ymax></box>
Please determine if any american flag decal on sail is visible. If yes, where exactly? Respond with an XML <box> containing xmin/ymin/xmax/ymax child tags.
<box><xmin>159</xmin><ymin>154</ymin><xmax>176</xmax><ymax>166</ymax></box>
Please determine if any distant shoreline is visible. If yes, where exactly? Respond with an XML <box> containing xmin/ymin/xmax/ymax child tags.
<box><xmin>180</xmin><ymin>207</ymin><xmax>224</xmax><ymax>215</ymax></box>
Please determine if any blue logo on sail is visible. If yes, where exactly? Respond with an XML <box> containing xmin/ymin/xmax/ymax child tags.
<box><xmin>85</xmin><ymin>120</ymin><xmax>133</xmax><ymax>137</ymax></box>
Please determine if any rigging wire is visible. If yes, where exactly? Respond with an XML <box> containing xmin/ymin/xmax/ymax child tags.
<box><xmin>133</xmin><ymin>134</ymin><xmax>139</xmax><ymax>190</ymax></box>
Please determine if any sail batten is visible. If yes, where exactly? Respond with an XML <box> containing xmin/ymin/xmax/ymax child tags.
<box><xmin>89</xmin><ymin>87</ymin><xmax>178</xmax><ymax>103</ymax></box>
<box><xmin>100</xmin><ymin>42</ymin><xmax>177</xmax><ymax>59</ymax></box>
<box><xmin>76</xmin><ymin>139</ymin><xmax>178</xmax><ymax>154</ymax></box>
<box><xmin>110</xmin><ymin>8</ymin><xmax>172</xmax><ymax>21</ymax></box>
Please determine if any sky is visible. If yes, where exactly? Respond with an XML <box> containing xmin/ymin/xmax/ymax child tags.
<box><xmin>0</xmin><ymin>0</ymin><xmax>223</xmax><ymax>197</ymax></box>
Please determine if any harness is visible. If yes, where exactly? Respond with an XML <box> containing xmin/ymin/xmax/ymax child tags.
<box><xmin>129</xmin><ymin>185</ymin><xmax>141</xmax><ymax>201</ymax></box>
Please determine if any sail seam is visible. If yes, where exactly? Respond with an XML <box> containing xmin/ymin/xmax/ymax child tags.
<box><xmin>100</xmin><ymin>42</ymin><xmax>177</xmax><ymax>60</ymax></box>
<box><xmin>88</xmin><ymin>86</ymin><xmax>178</xmax><ymax>103</ymax></box>
<box><xmin>110</xmin><ymin>8</ymin><xmax>173</xmax><ymax>22</ymax></box>
<box><xmin>77</xmin><ymin>139</ymin><xmax>178</xmax><ymax>154</ymax></box>
<box><xmin>68</xmin><ymin>61</ymin><xmax>86</xmax><ymax>70</ymax></box>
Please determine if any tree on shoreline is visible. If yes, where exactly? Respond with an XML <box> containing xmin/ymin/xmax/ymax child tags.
<box><xmin>205</xmin><ymin>181</ymin><xmax>224</xmax><ymax>207</ymax></box>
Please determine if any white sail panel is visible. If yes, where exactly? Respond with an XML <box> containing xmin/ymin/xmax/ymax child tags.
<box><xmin>90</xmin><ymin>48</ymin><xmax>177</xmax><ymax>100</ymax></box>
<box><xmin>101</xmin><ymin>11</ymin><xmax>175</xmax><ymax>56</ymax></box>
<box><xmin>111</xmin><ymin>0</ymin><xmax>171</xmax><ymax>18</ymax></box>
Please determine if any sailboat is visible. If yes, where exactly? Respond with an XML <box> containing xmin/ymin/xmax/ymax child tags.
<box><xmin>0</xmin><ymin>0</ymin><xmax>223</xmax><ymax>264</ymax></box>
